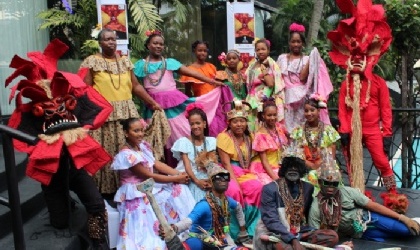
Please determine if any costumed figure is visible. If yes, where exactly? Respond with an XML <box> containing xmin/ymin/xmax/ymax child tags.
<box><xmin>217</xmin><ymin>100</ymin><xmax>262</xmax><ymax>239</ymax></box>
<box><xmin>80</xmin><ymin>28</ymin><xmax>162</xmax><ymax>196</ymax></box>
<box><xmin>171</xmin><ymin>103</ymin><xmax>215</xmax><ymax>202</ymax></box>
<box><xmin>308</xmin><ymin>161</ymin><xmax>420</xmax><ymax>243</ymax></box>
<box><xmin>277</xmin><ymin>23</ymin><xmax>333</xmax><ymax>133</ymax></box>
<box><xmin>290</xmin><ymin>95</ymin><xmax>340</xmax><ymax>192</ymax></box>
<box><xmin>253</xmin><ymin>147</ymin><xmax>339</xmax><ymax>250</ymax></box>
<box><xmin>133</xmin><ymin>31</ymin><xmax>232</xmax><ymax>165</ymax></box>
<box><xmin>5</xmin><ymin>39</ymin><xmax>113</xmax><ymax>249</ymax></box>
<box><xmin>328</xmin><ymin>0</ymin><xmax>407</xmax><ymax>210</ymax></box>
<box><xmin>245</xmin><ymin>39</ymin><xmax>284</xmax><ymax>132</ymax></box>
<box><xmin>111</xmin><ymin>118</ymin><xmax>195</xmax><ymax>249</ymax></box>
<box><xmin>249</xmin><ymin>97</ymin><xmax>288</xmax><ymax>185</ymax></box>
<box><xmin>216</xmin><ymin>50</ymin><xmax>248</xmax><ymax>101</ymax></box>
<box><xmin>160</xmin><ymin>151</ymin><xmax>253</xmax><ymax>250</ymax></box>
<box><xmin>179</xmin><ymin>40</ymin><xmax>217</xmax><ymax>97</ymax></box>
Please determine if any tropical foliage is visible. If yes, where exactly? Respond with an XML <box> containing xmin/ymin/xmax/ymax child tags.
<box><xmin>38</xmin><ymin>0</ymin><xmax>163</xmax><ymax>59</ymax></box>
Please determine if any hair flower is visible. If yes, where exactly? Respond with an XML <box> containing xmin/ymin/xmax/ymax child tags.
<box><xmin>309</xmin><ymin>93</ymin><xmax>327</xmax><ymax>108</ymax></box>
<box><xmin>185</xmin><ymin>103</ymin><xmax>204</xmax><ymax>118</ymax></box>
<box><xmin>289</xmin><ymin>23</ymin><xmax>306</xmax><ymax>33</ymax></box>
<box><xmin>218</xmin><ymin>52</ymin><xmax>227</xmax><ymax>67</ymax></box>
<box><xmin>145</xmin><ymin>29</ymin><xmax>161</xmax><ymax>37</ymax></box>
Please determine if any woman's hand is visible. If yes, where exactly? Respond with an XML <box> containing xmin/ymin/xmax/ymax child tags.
<box><xmin>195</xmin><ymin>179</ymin><xmax>211</xmax><ymax>190</ymax></box>
<box><xmin>210</xmin><ymin>79</ymin><xmax>224</xmax><ymax>86</ymax></box>
<box><xmin>174</xmin><ymin>172</ymin><xmax>190</xmax><ymax>184</ymax></box>
<box><xmin>152</xmin><ymin>102</ymin><xmax>162</xmax><ymax>111</ymax></box>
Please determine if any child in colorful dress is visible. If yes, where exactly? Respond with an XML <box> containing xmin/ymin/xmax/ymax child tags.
<box><xmin>290</xmin><ymin>95</ymin><xmax>340</xmax><ymax>191</ymax></box>
<box><xmin>245</xmin><ymin>39</ymin><xmax>284</xmax><ymax>132</ymax></box>
<box><xmin>111</xmin><ymin>118</ymin><xmax>195</xmax><ymax>249</ymax></box>
<box><xmin>249</xmin><ymin>98</ymin><xmax>289</xmax><ymax>185</ymax></box>
<box><xmin>134</xmin><ymin>31</ymin><xmax>229</xmax><ymax>154</ymax></box>
<box><xmin>277</xmin><ymin>23</ymin><xmax>333</xmax><ymax>133</ymax></box>
<box><xmin>216</xmin><ymin>50</ymin><xmax>248</xmax><ymax>101</ymax></box>
<box><xmin>171</xmin><ymin>103</ymin><xmax>216</xmax><ymax>202</ymax></box>
<box><xmin>179</xmin><ymin>40</ymin><xmax>217</xmax><ymax>97</ymax></box>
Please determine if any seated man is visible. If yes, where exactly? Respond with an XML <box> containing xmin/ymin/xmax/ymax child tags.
<box><xmin>253</xmin><ymin>155</ymin><xmax>339</xmax><ymax>250</ymax></box>
<box><xmin>308</xmin><ymin>163</ymin><xmax>420</xmax><ymax>242</ymax></box>
<box><xmin>160</xmin><ymin>158</ymin><xmax>252</xmax><ymax>250</ymax></box>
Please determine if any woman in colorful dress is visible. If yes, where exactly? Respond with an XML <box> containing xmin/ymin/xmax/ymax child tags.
<box><xmin>171</xmin><ymin>103</ymin><xmax>216</xmax><ymax>202</ymax></box>
<box><xmin>290</xmin><ymin>95</ymin><xmax>340</xmax><ymax>191</ymax></box>
<box><xmin>277</xmin><ymin>23</ymin><xmax>333</xmax><ymax>133</ymax></box>
<box><xmin>217</xmin><ymin>100</ymin><xmax>262</xmax><ymax>239</ymax></box>
<box><xmin>134</xmin><ymin>31</ymin><xmax>229</xmax><ymax>155</ymax></box>
<box><xmin>245</xmin><ymin>38</ymin><xmax>284</xmax><ymax>132</ymax></box>
<box><xmin>249</xmin><ymin>98</ymin><xmax>289</xmax><ymax>185</ymax></box>
<box><xmin>215</xmin><ymin>50</ymin><xmax>247</xmax><ymax>101</ymax></box>
<box><xmin>80</xmin><ymin>28</ymin><xmax>161</xmax><ymax>196</ymax></box>
<box><xmin>111</xmin><ymin>118</ymin><xmax>195</xmax><ymax>250</ymax></box>
<box><xmin>179</xmin><ymin>40</ymin><xmax>217</xmax><ymax>97</ymax></box>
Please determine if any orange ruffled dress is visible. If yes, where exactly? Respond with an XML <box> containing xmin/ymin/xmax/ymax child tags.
<box><xmin>179</xmin><ymin>62</ymin><xmax>216</xmax><ymax>96</ymax></box>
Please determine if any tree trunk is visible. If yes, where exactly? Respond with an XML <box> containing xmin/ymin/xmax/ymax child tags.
<box><xmin>307</xmin><ymin>0</ymin><xmax>324</xmax><ymax>47</ymax></box>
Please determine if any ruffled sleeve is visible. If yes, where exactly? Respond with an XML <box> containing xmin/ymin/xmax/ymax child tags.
<box><xmin>322</xmin><ymin>125</ymin><xmax>340</xmax><ymax>147</ymax></box>
<box><xmin>252</xmin><ymin>131</ymin><xmax>276</xmax><ymax>152</ymax></box>
<box><xmin>133</xmin><ymin>58</ymin><xmax>182</xmax><ymax>78</ymax></box>
<box><xmin>216</xmin><ymin>132</ymin><xmax>235</xmax><ymax>156</ymax></box>
<box><xmin>171</xmin><ymin>137</ymin><xmax>193</xmax><ymax>161</ymax></box>
<box><xmin>215</xmin><ymin>70</ymin><xmax>228</xmax><ymax>81</ymax></box>
<box><xmin>110</xmin><ymin>141</ymin><xmax>155</xmax><ymax>170</ymax></box>
<box><xmin>80</xmin><ymin>55</ymin><xmax>133</xmax><ymax>74</ymax></box>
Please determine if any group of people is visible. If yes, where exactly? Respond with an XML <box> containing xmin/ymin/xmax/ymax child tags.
<box><xmin>73</xmin><ymin>20</ymin><xmax>420</xmax><ymax>250</ymax></box>
<box><xmin>2</xmin><ymin>15</ymin><xmax>410</xmax><ymax>250</ymax></box>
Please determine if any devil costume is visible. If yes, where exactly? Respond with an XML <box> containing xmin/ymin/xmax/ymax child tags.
<box><xmin>5</xmin><ymin>39</ymin><xmax>112</xmax><ymax>248</ymax></box>
<box><xmin>328</xmin><ymin>0</ymin><xmax>407</xmax><ymax>212</ymax></box>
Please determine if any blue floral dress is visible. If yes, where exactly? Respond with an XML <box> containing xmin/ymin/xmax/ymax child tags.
<box><xmin>111</xmin><ymin>141</ymin><xmax>195</xmax><ymax>250</ymax></box>
<box><xmin>171</xmin><ymin>137</ymin><xmax>217</xmax><ymax>202</ymax></box>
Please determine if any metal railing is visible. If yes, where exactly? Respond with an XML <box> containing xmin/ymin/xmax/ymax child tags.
<box><xmin>0</xmin><ymin>124</ymin><xmax>38</xmax><ymax>250</ymax></box>
<box><xmin>330</xmin><ymin>108</ymin><xmax>420</xmax><ymax>189</ymax></box>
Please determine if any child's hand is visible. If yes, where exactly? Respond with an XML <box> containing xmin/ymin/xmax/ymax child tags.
<box><xmin>174</xmin><ymin>173</ymin><xmax>190</xmax><ymax>184</ymax></box>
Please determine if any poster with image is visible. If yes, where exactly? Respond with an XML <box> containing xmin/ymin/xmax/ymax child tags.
<box><xmin>234</xmin><ymin>13</ymin><xmax>255</xmax><ymax>45</ymax></box>
<box><xmin>100</xmin><ymin>4</ymin><xmax>128</xmax><ymax>41</ymax></box>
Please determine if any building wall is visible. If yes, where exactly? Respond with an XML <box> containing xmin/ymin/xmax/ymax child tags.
<box><xmin>0</xmin><ymin>0</ymin><xmax>49</xmax><ymax>116</ymax></box>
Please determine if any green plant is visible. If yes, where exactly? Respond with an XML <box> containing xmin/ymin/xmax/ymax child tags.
<box><xmin>38</xmin><ymin>0</ymin><xmax>163</xmax><ymax>59</ymax></box>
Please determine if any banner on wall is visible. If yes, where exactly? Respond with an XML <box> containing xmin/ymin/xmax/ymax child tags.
<box><xmin>226</xmin><ymin>0</ymin><xmax>255</xmax><ymax>69</ymax></box>
<box><xmin>96</xmin><ymin>0</ymin><xmax>129</xmax><ymax>55</ymax></box>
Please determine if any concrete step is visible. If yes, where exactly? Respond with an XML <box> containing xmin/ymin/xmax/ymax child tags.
<box><xmin>0</xmin><ymin>196</ymin><xmax>87</xmax><ymax>250</ymax></box>
<box><xmin>0</xmin><ymin>176</ymin><xmax>45</xmax><ymax>239</ymax></box>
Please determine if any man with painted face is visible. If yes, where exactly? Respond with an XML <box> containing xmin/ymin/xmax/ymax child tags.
<box><xmin>159</xmin><ymin>155</ymin><xmax>252</xmax><ymax>249</ymax></box>
<box><xmin>308</xmin><ymin>164</ymin><xmax>420</xmax><ymax>243</ymax></box>
<box><xmin>253</xmin><ymin>152</ymin><xmax>339</xmax><ymax>250</ymax></box>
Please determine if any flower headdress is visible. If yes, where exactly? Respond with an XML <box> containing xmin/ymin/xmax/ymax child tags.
<box><xmin>289</xmin><ymin>23</ymin><xmax>305</xmax><ymax>33</ymax></box>
<box><xmin>223</xmin><ymin>100</ymin><xmax>251</xmax><ymax>121</ymax></box>
<box><xmin>309</xmin><ymin>93</ymin><xmax>327</xmax><ymax>108</ymax></box>
<box><xmin>257</xmin><ymin>96</ymin><xmax>275</xmax><ymax>112</ymax></box>
<box><xmin>185</xmin><ymin>103</ymin><xmax>204</xmax><ymax>118</ymax></box>
<box><xmin>253</xmin><ymin>37</ymin><xmax>271</xmax><ymax>48</ymax></box>
<box><xmin>218</xmin><ymin>50</ymin><xmax>243</xmax><ymax>69</ymax></box>
<box><xmin>145</xmin><ymin>29</ymin><xmax>162</xmax><ymax>37</ymax></box>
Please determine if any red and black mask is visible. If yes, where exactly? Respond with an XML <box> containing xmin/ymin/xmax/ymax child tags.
<box><xmin>32</xmin><ymin>95</ymin><xmax>80</xmax><ymax>134</ymax></box>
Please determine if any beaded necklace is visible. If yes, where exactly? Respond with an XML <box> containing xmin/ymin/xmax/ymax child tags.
<box><xmin>265</xmin><ymin>124</ymin><xmax>282</xmax><ymax>161</ymax></box>
<box><xmin>304</xmin><ymin>121</ymin><xmax>324</xmax><ymax>160</ymax></box>
<box><xmin>225</xmin><ymin>68</ymin><xmax>244</xmax><ymax>96</ymax></box>
<box><xmin>102</xmin><ymin>53</ymin><xmax>121</xmax><ymax>90</ymax></box>
<box><xmin>276</xmin><ymin>178</ymin><xmax>305</xmax><ymax>234</ymax></box>
<box><xmin>205</xmin><ymin>191</ymin><xmax>230</xmax><ymax>240</ymax></box>
<box><xmin>144</xmin><ymin>56</ymin><xmax>167</xmax><ymax>86</ymax></box>
<box><xmin>227</xmin><ymin>130</ymin><xmax>251</xmax><ymax>169</ymax></box>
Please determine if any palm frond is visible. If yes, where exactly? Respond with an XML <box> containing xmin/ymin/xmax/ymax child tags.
<box><xmin>37</xmin><ymin>9</ymin><xmax>84</xmax><ymax>29</ymax></box>
<box><xmin>170</xmin><ymin>0</ymin><xmax>189</xmax><ymax>23</ymax></box>
<box><xmin>128</xmin><ymin>0</ymin><xmax>162</xmax><ymax>36</ymax></box>
<box><xmin>81</xmin><ymin>39</ymin><xmax>99</xmax><ymax>58</ymax></box>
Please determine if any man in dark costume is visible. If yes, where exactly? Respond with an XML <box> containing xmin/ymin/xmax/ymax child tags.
<box><xmin>5</xmin><ymin>39</ymin><xmax>113</xmax><ymax>249</ymax></box>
